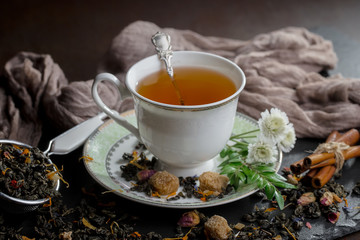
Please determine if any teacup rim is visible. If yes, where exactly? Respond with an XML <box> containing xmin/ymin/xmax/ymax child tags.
<box><xmin>126</xmin><ymin>51</ymin><xmax>246</xmax><ymax>110</ymax></box>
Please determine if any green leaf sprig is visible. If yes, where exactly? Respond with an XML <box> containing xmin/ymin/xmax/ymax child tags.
<box><xmin>219</xmin><ymin>131</ymin><xmax>297</xmax><ymax>210</ymax></box>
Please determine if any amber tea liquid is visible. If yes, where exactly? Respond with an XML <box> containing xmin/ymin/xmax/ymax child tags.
<box><xmin>136</xmin><ymin>67</ymin><xmax>237</xmax><ymax>105</ymax></box>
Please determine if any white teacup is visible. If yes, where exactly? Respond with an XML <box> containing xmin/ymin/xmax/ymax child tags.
<box><xmin>92</xmin><ymin>51</ymin><xmax>246</xmax><ymax>176</ymax></box>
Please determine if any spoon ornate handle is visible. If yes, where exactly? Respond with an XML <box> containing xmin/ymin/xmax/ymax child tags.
<box><xmin>151</xmin><ymin>31</ymin><xmax>174</xmax><ymax>78</ymax></box>
<box><xmin>151</xmin><ymin>32</ymin><xmax>185</xmax><ymax>105</ymax></box>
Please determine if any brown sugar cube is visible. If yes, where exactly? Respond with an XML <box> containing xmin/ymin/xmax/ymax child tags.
<box><xmin>199</xmin><ymin>171</ymin><xmax>229</xmax><ymax>194</ymax></box>
<box><xmin>148</xmin><ymin>171</ymin><xmax>179</xmax><ymax>195</ymax></box>
<box><xmin>204</xmin><ymin>215</ymin><xmax>232</xmax><ymax>240</ymax></box>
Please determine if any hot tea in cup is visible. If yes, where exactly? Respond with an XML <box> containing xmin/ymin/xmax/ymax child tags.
<box><xmin>92</xmin><ymin>51</ymin><xmax>246</xmax><ymax>176</ymax></box>
<box><xmin>136</xmin><ymin>67</ymin><xmax>237</xmax><ymax>106</ymax></box>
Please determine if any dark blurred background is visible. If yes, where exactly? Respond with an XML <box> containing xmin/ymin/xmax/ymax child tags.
<box><xmin>1</xmin><ymin>0</ymin><xmax>360</xmax><ymax>82</ymax></box>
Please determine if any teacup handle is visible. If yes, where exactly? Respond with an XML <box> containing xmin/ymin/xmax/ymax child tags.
<box><xmin>92</xmin><ymin>73</ymin><xmax>141</xmax><ymax>141</ymax></box>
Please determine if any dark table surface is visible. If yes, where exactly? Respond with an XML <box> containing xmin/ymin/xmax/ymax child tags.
<box><xmin>1</xmin><ymin>1</ymin><xmax>360</xmax><ymax>239</ymax></box>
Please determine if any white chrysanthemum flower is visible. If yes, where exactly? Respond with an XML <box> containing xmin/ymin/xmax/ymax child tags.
<box><xmin>246</xmin><ymin>140</ymin><xmax>278</xmax><ymax>164</ymax></box>
<box><xmin>278</xmin><ymin>124</ymin><xmax>296</xmax><ymax>153</ymax></box>
<box><xmin>258</xmin><ymin>108</ymin><xmax>289</xmax><ymax>144</ymax></box>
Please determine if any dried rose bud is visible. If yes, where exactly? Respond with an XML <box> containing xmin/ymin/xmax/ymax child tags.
<box><xmin>177</xmin><ymin>210</ymin><xmax>200</xmax><ymax>227</ymax></box>
<box><xmin>328</xmin><ymin>211</ymin><xmax>340</xmax><ymax>224</ymax></box>
<box><xmin>320</xmin><ymin>191</ymin><xmax>334</xmax><ymax>206</ymax></box>
<box><xmin>297</xmin><ymin>192</ymin><xmax>316</xmax><ymax>206</ymax></box>
<box><xmin>305</xmin><ymin>222</ymin><xmax>312</xmax><ymax>229</ymax></box>
<box><xmin>137</xmin><ymin>169</ymin><xmax>156</xmax><ymax>181</ymax></box>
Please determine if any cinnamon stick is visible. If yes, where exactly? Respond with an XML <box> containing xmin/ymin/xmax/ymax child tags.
<box><xmin>310</xmin><ymin>158</ymin><xmax>336</xmax><ymax>169</ymax></box>
<box><xmin>344</xmin><ymin>145</ymin><xmax>360</xmax><ymax>159</ymax></box>
<box><xmin>303</xmin><ymin>129</ymin><xmax>360</xmax><ymax>167</ymax></box>
<box><xmin>290</xmin><ymin>158</ymin><xmax>306</xmax><ymax>175</ymax></box>
<box><xmin>300</xmin><ymin>168</ymin><xmax>320</xmax><ymax>186</ymax></box>
<box><xmin>290</xmin><ymin>130</ymin><xmax>345</xmax><ymax>175</ymax></box>
<box><xmin>291</xmin><ymin>129</ymin><xmax>359</xmax><ymax>187</ymax></box>
<box><xmin>309</xmin><ymin>146</ymin><xmax>360</xmax><ymax>169</ymax></box>
<box><xmin>311</xmin><ymin>165</ymin><xmax>336</xmax><ymax>188</ymax></box>
<box><xmin>303</xmin><ymin>152</ymin><xmax>335</xmax><ymax>167</ymax></box>
<box><xmin>326</xmin><ymin>130</ymin><xmax>342</xmax><ymax>143</ymax></box>
<box><xmin>309</xmin><ymin>130</ymin><xmax>359</xmax><ymax>188</ymax></box>
<box><xmin>333</xmin><ymin>128</ymin><xmax>360</xmax><ymax>146</ymax></box>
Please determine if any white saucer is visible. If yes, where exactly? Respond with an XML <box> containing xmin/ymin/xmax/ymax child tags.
<box><xmin>83</xmin><ymin>110</ymin><xmax>282</xmax><ymax>209</ymax></box>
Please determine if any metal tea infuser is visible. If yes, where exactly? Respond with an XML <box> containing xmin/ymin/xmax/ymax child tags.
<box><xmin>0</xmin><ymin>112</ymin><xmax>107</xmax><ymax>213</ymax></box>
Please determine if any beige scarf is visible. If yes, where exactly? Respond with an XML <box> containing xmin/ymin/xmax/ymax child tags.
<box><xmin>1</xmin><ymin>21</ymin><xmax>359</xmax><ymax>146</ymax></box>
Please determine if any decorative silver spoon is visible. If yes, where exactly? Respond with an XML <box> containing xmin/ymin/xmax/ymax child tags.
<box><xmin>151</xmin><ymin>32</ymin><xmax>185</xmax><ymax>105</ymax></box>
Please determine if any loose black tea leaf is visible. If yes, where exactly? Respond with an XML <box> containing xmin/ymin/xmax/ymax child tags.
<box><xmin>0</xmin><ymin>186</ymin><xmax>164</xmax><ymax>239</ymax></box>
<box><xmin>0</xmin><ymin>143</ymin><xmax>60</xmax><ymax>200</ymax></box>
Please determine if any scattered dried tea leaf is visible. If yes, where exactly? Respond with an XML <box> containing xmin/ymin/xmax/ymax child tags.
<box><xmin>21</xmin><ymin>236</ymin><xmax>35</xmax><ymax>240</ymax></box>
<box><xmin>82</xmin><ymin>217</ymin><xmax>97</xmax><ymax>230</ymax></box>
<box><xmin>79</xmin><ymin>155</ymin><xmax>93</xmax><ymax>163</ymax></box>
